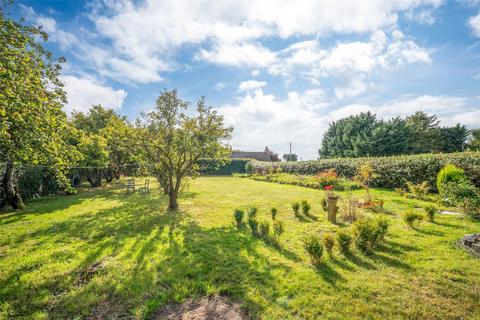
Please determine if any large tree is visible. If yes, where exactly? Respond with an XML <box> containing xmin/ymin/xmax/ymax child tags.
<box><xmin>437</xmin><ymin>124</ymin><xmax>469</xmax><ymax>153</ymax></box>
<box><xmin>469</xmin><ymin>129</ymin><xmax>480</xmax><ymax>151</ymax></box>
<box><xmin>139</xmin><ymin>90</ymin><xmax>232</xmax><ymax>210</ymax></box>
<box><xmin>405</xmin><ymin>111</ymin><xmax>440</xmax><ymax>154</ymax></box>
<box><xmin>0</xmin><ymin>9</ymin><xmax>80</xmax><ymax>209</ymax></box>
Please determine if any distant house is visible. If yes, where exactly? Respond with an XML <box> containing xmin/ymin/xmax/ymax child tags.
<box><xmin>231</xmin><ymin>147</ymin><xmax>279</xmax><ymax>162</ymax></box>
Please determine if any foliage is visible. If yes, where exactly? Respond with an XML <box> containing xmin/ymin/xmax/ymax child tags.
<box><xmin>77</xmin><ymin>133</ymin><xmax>109</xmax><ymax>187</ymax></box>
<box><xmin>273</xmin><ymin>220</ymin><xmax>285</xmax><ymax>239</ymax></box>
<box><xmin>352</xmin><ymin>218</ymin><xmax>385</xmax><ymax>254</ymax></box>
<box><xmin>138</xmin><ymin>89</ymin><xmax>232</xmax><ymax>209</ymax></box>
<box><xmin>468</xmin><ymin>129</ymin><xmax>480</xmax><ymax>151</ymax></box>
<box><xmin>233</xmin><ymin>208</ymin><xmax>244</xmax><ymax>227</ymax></box>
<box><xmin>339</xmin><ymin>193</ymin><xmax>360</xmax><ymax>223</ymax></box>
<box><xmin>424</xmin><ymin>205</ymin><xmax>438</xmax><ymax>222</ymax></box>
<box><xmin>405</xmin><ymin>111</ymin><xmax>441</xmax><ymax>154</ymax></box>
<box><xmin>336</xmin><ymin>230</ymin><xmax>352</xmax><ymax>255</ymax></box>
<box><xmin>464</xmin><ymin>197</ymin><xmax>480</xmax><ymax>221</ymax></box>
<box><xmin>248</xmin><ymin>218</ymin><xmax>258</xmax><ymax>236</ymax></box>
<box><xmin>355</xmin><ymin>162</ymin><xmax>377</xmax><ymax>200</ymax></box>
<box><xmin>322</xmin><ymin>233</ymin><xmax>335</xmax><ymax>256</ymax></box>
<box><xmin>402</xmin><ymin>210</ymin><xmax>424</xmax><ymax>229</ymax></box>
<box><xmin>320</xmin><ymin>198</ymin><xmax>327</xmax><ymax>211</ymax></box>
<box><xmin>0</xmin><ymin>10</ymin><xmax>81</xmax><ymax>209</ymax></box>
<box><xmin>441</xmin><ymin>180</ymin><xmax>478</xmax><ymax>207</ymax></box>
<box><xmin>436</xmin><ymin>164</ymin><xmax>466</xmax><ymax>195</ymax></box>
<box><xmin>199</xmin><ymin>159</ymin><xmax>248</xmax><ymax>175</ymax></box>
<box><xmin>405</xmin><ymin>181</ymin><xmax>430</xmax><ymax>200</ymax></box>
<box><xmin>374</xmin><ymin>217</ymin><xmax>390</xmax><ymax>241</ymax></box>
<box><xmin>292</xmin><ymin>202</ymin><xmax>300</xmax><ymax>216</ymax></box>
<box><xmin>303</xmin><ymin>235</ymin><xmax>323</xmax><ymax>265</ymax></box>
<box><xmin>245</xmin><ymin>172</ymin><xmax>360</xmax><ymax>191</ymax></box>
<box><xmin>437</xmin><ymin>124</ymin><xmax>470</xmax><ymax>153</ymax></box>
<box><xmin>248</xmin><ymin>152</ymin><xmax>480</xmax><ymax>190</ymax></box>
<box><xmin>301</xmin><ymin>200</ymin><xmax>311</xmax><ymax>215</ymax></box>
<box><xmin>247</xmin><ymin>206</ymin><xmax>258</xmax><ymax>219</ymax></box>
<box><xmin>259</xmin><ymin>220</ymin><xmax>270</xmax><ymax>237</ymax></box>
<box><xmin>271</xmin><ymin>207</ymin><xmax>278</xmax><ymax>220</ymax></box>
<box><xmin>283</xmin><ymin>153</ymin><xmax>298</xmax><ymax>161</ymax></box>
<box><xmin>245</xmin><ymin>160</ymin><xmax>254</xmax><ymax>174</ymax></box>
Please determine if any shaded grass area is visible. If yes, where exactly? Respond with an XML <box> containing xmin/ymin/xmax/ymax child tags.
<box><xmin>1</xmin><ymin>177</ymin><xmax>480</xmax><ymax>319</ymax></box>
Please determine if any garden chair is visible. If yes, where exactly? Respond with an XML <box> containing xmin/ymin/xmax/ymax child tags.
<box><xmin>126</xmin><ymin>178</ymin><xmax>136</xmax><ymax>193</ymax></box>
<box><xmin>139</xmin><ymin>179</ymin><xmax>150</xmax><ymax>194</ymax></box>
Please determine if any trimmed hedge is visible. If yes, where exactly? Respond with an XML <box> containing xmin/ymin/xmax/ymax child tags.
<box><xmin>199</xmin><ymin>159</ymin><xmax>249</xmax><ymax>175</ymax></box>
<box><xmin>248</xmin><ymin>152</ymin><xmax>480</xmax><ymax>190</ymax></box>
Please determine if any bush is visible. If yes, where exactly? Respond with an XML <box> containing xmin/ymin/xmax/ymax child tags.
<box><xmin>271</xmin><ymin>207</ymin><xmax>278</xmax><ymax>220</ymax></box>
<box><xmin>248</xmin><ymin>218</ymin><xmax>258</xmax><ymax>236</ymax></box>
<box><xmin>273</xmin><ymin>220</ymin><xmax>285</xmax><ymax>239</ymax></box>
<box><xmin>247</xmin><ymin>206</ymin><xmax>258</xmax><ymax>219</ymax></box>
<box><xmin>336</xmin><ymin>230</ymin><xmax>352</xmax><ymax>254</ymax></box>
<box><xmin>234</xmin><ymin>208</ymin><xmax>245</xmax><ymax>227</ymax></box>
<box><xmin>259</xmin><ymin>220</ymin><xmax>270</xmax><ymax>237</ymax></box>
<box><xmin>464</xmin><ymin>197</ymin><xmax>480</xmax><ymax>221</ymax></box>
<box><xmin>301</xmin><ymin>200</ymin><xmax>311</xmax><ymax>215</ymax></box>
<box><xmin>199</xmin><ymin>159</ymin><xmax>249</xmax><ymax>175</ymax></box>
<box><xmin>320</xmin><ymin>198</ymin><xmax>327</xmax><ymax>211</ymax></box>
<box><xmin>352</xmin><ymin>218</ymin><xmax>381</xmax><ymax>254</ymax></box>
<box><xmin>442</xmin><ymin>180</ymin><xmax>478</xmax><ymax>206</ymax></box>
<box><xmin>322</xmin><ymin>233</ymin><xmax>335</xmax><ymax>256</ymax></box>
<box><xmin>245</xmin><ymin>161</ymin><xmax>254</xmax><ymax>174</ymax></box>
<box><xmin>437</xmin><ymin>164</ymin><xmax>465</xmax><ymax>194</ymax></box>
<box><xmin>374</xmin><ymin>217</ymin><xmax>390</xmax><ymax>241</ymax></box>
<box><xmin>405</xmin><ymin>181</ymin><xmax>430</xmax><ymax>200</ymax></box>
<box><xmin>292</xmin><ymin>202</ymin><xmax>300</xmax><ymax>216</ymax></box>
<box><xmin>424</xmin><ymin>205</ymin><xmax>438</xmax><ymax>222</ymax></box>
<box><xmin>304</xmin><ymin>235</ymin><xmax>323</xmax><ymax>265</ymax></box>
<box><xmin>340</xmin><ymin>194</ymin><xmax>359</xmax><ymax>223</ymax></box>
<box><xmin>248</xmin><ymin>152</ymin><xmax>480</xmax><ymax>190</ymax></box>
<box><xmin>402</xmin><ymin>210</ymin><xmax>424</xmax><ymax>229</ymax></box>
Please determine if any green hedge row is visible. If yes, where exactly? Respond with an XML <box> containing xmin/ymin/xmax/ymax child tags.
<box><xmin>248</xmin><ymin>152</ymin><xmax>480</xmax><ymax>190</ymax></box>
<box><xmin>199</xmin><ymin>159</ymin><xmax>249</xmax><ymax>175</ymax></box>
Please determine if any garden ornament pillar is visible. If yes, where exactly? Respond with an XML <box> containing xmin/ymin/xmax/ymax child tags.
<box><xmin>327</xmin><ymin>196</ymin><xmax>339</xmax><ymax>223</ymax></box>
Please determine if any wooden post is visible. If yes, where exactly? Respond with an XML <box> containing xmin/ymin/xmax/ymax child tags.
<box><xmin>327</xmin><ymin>196</ymin><xmax>338</xmax><ymax>224</ymax></box>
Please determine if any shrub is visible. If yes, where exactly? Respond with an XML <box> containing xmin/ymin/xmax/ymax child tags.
<box><xmin>304</xmin><ymin>235</ymin><xmax>323</xmax><ymax>265</ymax></box>
<box><xmin>464</xmin><ymin>197</ymin><xmax>480</xmax><ymax>221</ymax></box>
<box><xmin>248</xmin><ymin>152</ymin><xmax>480</xmax><ymax>190</ymax></box>
<box><xmin>405</xmin><ymin>181</ymin><xmax>430</xmax><ymax>200</ymax></box>
<box><xmin>394</xmin><ymin>187</ymin><xmax>406</xmax><ymax>196</ymax></box>
<box><xmin>273</xmin><ymin>220</ymin><xmax>285</xmax><ymax>239</ymax></box>
<box><xmin>199</xmin><ymin>159</ymin><xmax>249</xmax><ymax>175</ymax></box>
<box><xmin>259</xmin><ymin>220</ymin><xmax>270</xmax><ymax>237</ymax></box>
<box><xmin>271</xmin><ymin>207</ymin><xmax>278</xmax><ymax>220</ymax></box>
<box><xmin>340</xmin><ymin>194</ymin><xmax>359</xmax><ymax>223</ymax></box>
<box><xmin>322</xmin><ymin>233</ymin><xmax>335</xmax><ymax>256</ymax></box>
<box><xmin>320</xmin><ymin>198</ymin><xmax>327</xmax><ymax>211</ymax></box>
<box><xmin>402</xmin><ymin>210</ymin><xmax>424</xmax><ymax>229</ymax></box>
<box><xmin>248</xmin><ymin>218</ymin><xmax>258</xmax><ymax>236</ymax></box>
<box><xmin>234</xmin><ymin>208</ymin><xmax>245</xmax><ymax>227</ymax></box>
<box><xmin>442</xmin><ymin>180</ymin><xmax>478</xmax><ymax>206</ymax></box>
<box><xmin>301</xmin><ymin>200</ymin><xmax>311</xmax><ymax>215</ymax></box>
<box><xmin>354</xmin><ymin>162</ymin><xmax>377</xmax><ymax>201</ymax></box>
<box><xmin>424</xmin><ymin>205</ymin><xmax>438</xmax><ymax>222</ymax></box>
<box><xmin>352</xmin><ymin>218</ymin><xmax>380</xmax><ymax>254</ymax></box>
<box><xmin>437</xmin><ymin>164</ymin><xmax>465</xmax><ymax>194</ymax></box>
<box><xmin>292</xmin><ymin>202</ymin><xmax>300</xmax><ymax>216</ymax></box>
<box><xmin>247</xmin><ymin>206</ymin><xmax>258</xmax><ymax>219</ymax></box>
<box><xmin>336</xmin><ymin>230</ymin><xmax>352</xmax><ymax>254</ymax></box>
<box><xmin>374</xmin><ymin>217</ymin><xmax>390</xmax><ymax>241</ymax></box>
<box><xmin>245</xmin><ymin>161</ymin><xmax>254</xmax><ymax>174</ymax></box>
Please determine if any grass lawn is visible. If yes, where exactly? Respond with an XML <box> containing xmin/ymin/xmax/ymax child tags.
<box><xmin>1</xmin><ymin>177</ymin><xmax>480</xmax><ymax>319</ymax></box>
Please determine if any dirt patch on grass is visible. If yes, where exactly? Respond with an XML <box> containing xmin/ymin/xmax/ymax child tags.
<box><xmin>153</xmin><ymin>295</ymin><xmax>246</xmax><ymax>320</ymax></box>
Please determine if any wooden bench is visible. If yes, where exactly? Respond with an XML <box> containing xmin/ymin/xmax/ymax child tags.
<box><xmin>139</xmin><ymin>179</ymin><xmax>150</xmax><ymax>194</ymax></box>
<box><xmin>126</xmin><ymin>178</ymin><xmax>136</xmax><ymax>193</ymax></box>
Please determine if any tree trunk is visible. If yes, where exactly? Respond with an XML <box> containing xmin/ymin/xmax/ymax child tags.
<box><xmin>168</xmin><ymin>191</ymin><xmax>178</xmax><ymax>210</ymax></box>
<box><xmin>2</xmin><ymin>161</ymin><xmax>25</xmax><ymax>210</ymax></box>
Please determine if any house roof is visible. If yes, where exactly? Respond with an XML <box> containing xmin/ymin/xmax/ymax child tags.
<box><xmin>231</xmin><ymin>151</ymin><xmax>272</xmax><ymax>162</ymax></box>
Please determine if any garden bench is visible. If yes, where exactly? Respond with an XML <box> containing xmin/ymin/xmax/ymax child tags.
<box><xmin>126</xmin><ymin>178</ymin><xmax>136</xmax><ymax>193</ymax></box>
<box><xmin>139</xmin><ymin>179</ymin><xmax>150</xmax><ymax>194</ymax></box>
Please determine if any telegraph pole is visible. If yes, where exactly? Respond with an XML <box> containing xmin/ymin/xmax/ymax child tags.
<box><xmin>289</xmin><ymin>142</ymin><xmax>292</xmax><ymax>161</ymax></box>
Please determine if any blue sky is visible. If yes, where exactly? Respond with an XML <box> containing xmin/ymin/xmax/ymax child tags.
<box><xmin>9</xmin><ymin>0</ymin><xmax>480</xmax><ymax>159</ymax></box>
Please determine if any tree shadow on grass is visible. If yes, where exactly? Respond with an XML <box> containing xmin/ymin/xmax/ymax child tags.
<box><xmin>412</xmin><ymin>226</ymin><xmax>445</xmax><ymax>237</ymax></box>
<box><xmin>344</xmin><ymin>252</ymin><xmax>377</xmax><ymax>270</ymax></box>
<box><xmin>0</xmin><ymin>188</ymin><xmax>291</xmax><ymax>319</ymax></box>
<box><xmin>313</xmin><ymin>261</ymin><xmax>345</xmax><ymax>286</ymax></box>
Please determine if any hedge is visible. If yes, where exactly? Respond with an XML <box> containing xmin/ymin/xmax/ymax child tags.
<box><xmin>199</xmin><ymin>159</ymin><xmax>249</xmax><ymax>175</ymax></box>
<box><xmin>248</xmin><ymin>152</ymin><xmax>480</xmax><ymax>190</ymax></box>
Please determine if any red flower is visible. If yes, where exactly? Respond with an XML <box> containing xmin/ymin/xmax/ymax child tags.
<box><xmin>324</xmin><ymin>185</ymin><xmax>334</xmax><ymax>190</ymax></box>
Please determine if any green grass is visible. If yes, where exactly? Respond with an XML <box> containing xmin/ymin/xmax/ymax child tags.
<box><xmin>1</xmin><ymin>177</ymin><xmax>480</xmax><ymax>319</ymax></box>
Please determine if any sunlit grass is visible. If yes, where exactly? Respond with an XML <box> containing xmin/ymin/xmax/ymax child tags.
<box><xmin>1</xmin><ymin>177</ymin><xmax>479</xmax><ymax>319</ymax></box>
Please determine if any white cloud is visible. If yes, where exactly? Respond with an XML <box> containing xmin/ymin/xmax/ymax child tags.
<box><xmin>61</xmin><ymin>75</ymin><xmax>127</xmax><ymax>115</ymax></box>
<box><xmin>469</xmin><ymin>13</ymin><xmax>480</xmax><ymax>37</ymax></box>
<box><xmin>197</xmin><ymin>43</ymin><xmax>276</xmax><ymax>67</ymax></box>
<box><xmin>215</xmin><ymin>82</ymin><xmax>226</xmax><ymax>91</ymax></box>
<box><xmin>220</xmin><ymin>91</ymin><xmax>479</xmax><ymax>160</ymax></box>
<box><xmin>251</xmin><ymin>70</ymin><xmax>261</xmax><ymax>76</ymax></box>
<box><xmin>238</xmin><ymin>80</ymin><xmax>267</xmax><ymax>92</ymax></box>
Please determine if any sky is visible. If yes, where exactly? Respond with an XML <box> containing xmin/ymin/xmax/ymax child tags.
<box><xmin>8</xmin><ymin>0</ymin><xmax>480</xmax><ymax>159</ymax></box>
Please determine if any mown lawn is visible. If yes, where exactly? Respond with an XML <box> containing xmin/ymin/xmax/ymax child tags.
<box><xmin>1</xmin><ymin>177</ymin><xmax>480</xmax><ymax>319</ymax></box>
